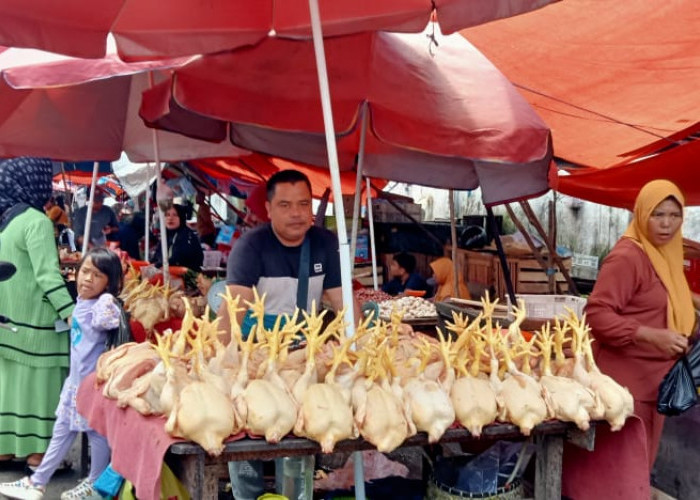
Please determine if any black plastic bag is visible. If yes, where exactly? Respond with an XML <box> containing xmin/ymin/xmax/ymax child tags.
<box><xmin>687</xmin><ymin>338</ymin><xmax>700</xmax><ymax>386</ymax></box>
<box><xmin>105</xmin><ymin>299</ymin><xmax>134</xmax><ymax>350</ymax></box>
<box><xmin>657</xmin><ymin>354</ymin><xmax>698</xmax><ymax>416</ymax></box>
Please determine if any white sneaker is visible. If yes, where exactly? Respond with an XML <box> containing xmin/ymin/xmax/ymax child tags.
<box><xmin>60</xmin><ymin>478</ymin><xmax>98</xmax><ymax>500</ymax></box>
<box><xmin>0</xmin><ymin>476</ymin><xmax>45</xmax><ymax>500</ymax></box>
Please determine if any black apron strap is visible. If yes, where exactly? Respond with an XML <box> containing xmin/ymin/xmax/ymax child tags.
<box><xmin>296</xmin><ymin>234</ymin><xmax>311</xmax><ymax>310</ymax></box>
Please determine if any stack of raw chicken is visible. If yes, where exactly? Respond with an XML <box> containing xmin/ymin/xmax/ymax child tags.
<box><xmin>94</xmin><ymin>290</ymin><xmax>634</xmax><ymax>456</ymax></box>
<box><xmin>120</xmin><ymin>269</ymin><xmax>187</xmax><ymax>335</ymax></box>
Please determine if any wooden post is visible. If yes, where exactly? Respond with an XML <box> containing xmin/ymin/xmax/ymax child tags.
<box><xmin>504</xmin><ymin>204</ymin><xmax>563</xmax><ymax>294</ymax></box>
<box><xmin>548</xmin><ymin>200</ymin><xmax>556</xmax><ymax>293</ymax></box>
<box><xmin>519</xmin><ymin>200</ymin><xmax>579</xmax><ymax>295</ymax></box>
<box><xmin>535</xmin><ymin>433</ymin><xmax>564</xmax><ymax>500</ymax></box>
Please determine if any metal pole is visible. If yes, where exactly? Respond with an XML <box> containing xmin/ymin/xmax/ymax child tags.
<box><xmin>366</xmin><ymin>178</ymin><xmax>378</xmax><ymax>290</ymax></box>
<box><xmin>308</xmin><ymin>0</ymin><xmax>365</xmax><ymax>497</ymax></box>
<box><xmin>449</xmin><ymin>189</ymin><xmax>459</xmax><ymax>298</ymax></box>
<box><xmin>149</xmin><ymin>73</ymin><xmax>170</xmax><ymax>284</ymax></box>
<box><xmin>81</xmin><ymin>161</ymin><xmax>100</xmax><ymax>255</ymax></box>
<box><xmin>144</xmin><ymin>163</ymin><xmax>151</xmax><ymax>262</ymax></box>
<box><xmin>350</xmin><ymin>103</ymin><xmax>369</xmax><ymax>274</ymax></box>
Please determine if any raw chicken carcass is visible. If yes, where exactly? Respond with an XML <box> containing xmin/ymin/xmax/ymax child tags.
<box><xmin>490</xmin><ymin>327</ymin><xmax>548</xmax><ymax>436</ymax></box>
<box><xmin>294</xmin><ymin>315</ymin><xmax>357</xmax><ymax>453</ymax></box>
<box><xmin>242</xmin><ymin>309</ymin><xmax>300</xmax><ymax>443</ymax></box>
<box><xmin>403</xmin><ymin>333</ymin><xmax>455</xmax><ymax>443</ymax></box>
<box><xmin>570</xmin><ymin>317</ymin><xmax>634</xmax><ymax>431</ymax></box>
<box><xmin>535</xmin><ymin>324</ymin><xmax>602</xmax><ymax>431</ymax></box>
<box><xmin>168</xmin><ymin>380</ymin><xmax>236</xmax><ymax>456</ymax></box>
<box><xmin>450</xmin><ymin>334</ymin><xmax>498</xmax><ymax>437</ymax></box>
<box><xmin>352</xmin><ymin>337</ymin><xmax>415</xmax><ymax>453</ymax></box>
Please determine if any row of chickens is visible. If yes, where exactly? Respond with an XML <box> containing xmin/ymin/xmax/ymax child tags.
<box><xmin>94</xmin><ymin>291</ymin><xmax>634</xmax><ymax>456</ymax></box>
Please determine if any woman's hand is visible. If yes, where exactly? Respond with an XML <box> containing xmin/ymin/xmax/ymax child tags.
<box><xmin>636</xmin><ymin>326</ymin><xmax>688</xmax><ymax>358</ymax></box>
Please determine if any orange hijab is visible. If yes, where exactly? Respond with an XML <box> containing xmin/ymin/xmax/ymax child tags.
<box><xmin>623</xmin><ymin>179</ymin><xmax>695</xmax><ymax>334</ymax></box>
<box><xmin>430</xmin><ymin>257</ymin><xmax>470</xmax><ymax>302</ymax></box>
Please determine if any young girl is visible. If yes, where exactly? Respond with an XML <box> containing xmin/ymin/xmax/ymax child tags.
<box><xmin>0</xmin><ymin>248</ymin><xmax>123</xmax><ymax>500</ymax></box>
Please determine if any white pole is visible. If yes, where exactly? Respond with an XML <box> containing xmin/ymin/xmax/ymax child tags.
<box><xmin>81</xmin><ymin>161</ymin><xmax>100</xmax><ymax>255</ymax></box>
<box><xmin>144</xmin><ymin>163</ymin><xmax>151</xmax><ymax>262</ymax></box>
<box><xmin>350</xmin><ymin>103</ymin><xmax>369</xmax><ymax>275</ymax></box>
<box><xmin>449</xmin><ymin>189</ymin><xmax>459</xmax><ymax>298</ymax></box>
<box><xmin>149</xmin><ymin>73</ymin><xmax>170</xmax><ymax>284</ymax></box>
<box><xmin>366</xmin><ymin>177</ymin><xmax>379</xmax><ymax>290</ymax></box>
<box><xmin>308</xmin><ymin>0</ymin><xmax>365</xmax><ymax>497</ymax></box>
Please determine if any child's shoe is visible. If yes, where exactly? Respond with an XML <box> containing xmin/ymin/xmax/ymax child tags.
<box><xmin>0</xmin><ymin>476</ymin><xmax>45</xmax><ymax>500</ymax></box>
<box><xmin>60</xmin><ymin>478</ymin><xmax>99</xmax><ymax>500</ymax></box>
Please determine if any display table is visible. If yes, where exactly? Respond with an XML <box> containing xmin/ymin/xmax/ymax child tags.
<box><xmin>169</xmin><ymin>421</ymin><xmax>595</xmax><ymax>499</ymax></box>
<box><xmin>78</xmin><ymin>373</ymin><xmax>595</xmax><ymax>500</ymax></box>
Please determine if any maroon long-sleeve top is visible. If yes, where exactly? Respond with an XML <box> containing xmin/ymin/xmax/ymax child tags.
<box><xmin>586</xmin><ymin>239</ymin><xmax>677</xmax><ymax>402</ymax></box>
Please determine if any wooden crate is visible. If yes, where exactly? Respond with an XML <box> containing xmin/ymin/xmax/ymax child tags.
<box><xmin>511</xmin><ymin>255</ymin><xmax>571</xmax><ymax>294</ymax></box>
<box><xmin>448</xmin><ymin>247</ymin><xmax>571</xmax><ymax>299</ymax></box>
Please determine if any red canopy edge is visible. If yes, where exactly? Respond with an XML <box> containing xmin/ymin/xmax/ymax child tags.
<box><xmin>552</xmin><ymin>139</ymin><xmax>700</xmax><ymax>209</ymax></box>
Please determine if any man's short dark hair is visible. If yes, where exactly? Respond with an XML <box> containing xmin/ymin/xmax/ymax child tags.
<box><xmin>266</xmin><ymin>170</ymin><xmax>312</xmax><ymax>201</ymax></box>
<box><xmin>393</xmin><ymin>252</ymin><xmax>416</xmax><ymax>274</ymax></box>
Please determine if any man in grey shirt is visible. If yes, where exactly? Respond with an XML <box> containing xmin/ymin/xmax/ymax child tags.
<box><xmin>72</xmin><ymin>190</ymin><xmax>119</xmax><ymax>249</ymax></box>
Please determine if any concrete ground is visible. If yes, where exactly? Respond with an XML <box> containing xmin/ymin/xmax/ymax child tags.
<box><xmin>0</xmin><ymin>439</ymin><xmax>83</xmax><ymax>500</ymax></box>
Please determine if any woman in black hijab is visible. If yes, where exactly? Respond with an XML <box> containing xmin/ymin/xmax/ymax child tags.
<box><xmin>152</xmin><ymin>203</ymin><xmax>204</xmax><ymax>271</ymax></box>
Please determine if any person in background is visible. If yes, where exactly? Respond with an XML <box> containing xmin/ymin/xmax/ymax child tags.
<box><xmin>195</xmin><ymin>191</ymin><xmax>217</xmax><ymax>248</ymax></box>
<box><xmin>152</xmin><ymin>203</ymin><xmax>204</xmax><ymax>271</ymax></box>
<box><xmin>382</xmin><ymin>252</ymin><xmax>430</xmax><ymax>297</ymax></box>
<box><xmin>116</xmin><ymin>211</ymin><xmax>146</xmax><ymax>261</ymax></box>
<box><xmin>44</xmin><ymin>196</ymin><xmax>69</xmax><ymax>238</ymax></box>
<box><xmin>0</xmin><ymin>248</ymin><xmax>123</xmax><ymax>500</ymax></box>
<box><xmin>0</xmin><ymin>157</ymin><xmax>75</xmax><ymax>472</ymax></box>
<box><xmin>430</xmin><ymin>256</ymin><xmax>470</xmax><ymax>302</ymax></box>
<box><xmin>585</xmin><ymin>179</ymin><xmax>700</xmax><ymax>475</ymax></box>
<box><xmin>220</xmin><ymin>170</ymin><xmax>359</xmax><ymax>500</ymax></box>
<box><xmin>72</xmin><ymin>190</ymin><xmax>119</xmax><ymax>250</ymax></box>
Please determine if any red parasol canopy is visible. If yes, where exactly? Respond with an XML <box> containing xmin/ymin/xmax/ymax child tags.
<box><xmin>141</xmin><ymin>30</ymin><xmax>553</xmax><ymax>205</ymax></box>
<box><xmin>0</xmin><ymin>0</ymin><xmax>556</xmax><ymax>60</ymax></box>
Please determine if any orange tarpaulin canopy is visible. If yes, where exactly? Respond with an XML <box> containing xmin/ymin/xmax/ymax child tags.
<box><xmin>462</xmin><ymin>0</ymin><xmax>700</xmax><ymax>206</ymax></box>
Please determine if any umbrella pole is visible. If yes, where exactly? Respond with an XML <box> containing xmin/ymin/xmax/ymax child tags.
<box><xmin>449</xmin><ymin>189</ymin><xmax>460</xmax><ymax>298</ymax></box>
<box><xmin>149</xmin><ymin>73</ymin><xmax>170</xmax><ymax>284</ymax></box>
<box><xmin>81</xmin><ymin>161</ymin><xmax>100</xmax><ymax>255</ymax></box>
<box><xmin>144</xmin><ymin>163</ymin><xmax>152</xmax><ymax>262</ymax></box>
<box><xmin>366</xmin><ymin>177</ymin><xmax>379</xmax><ymax>290</ymax></box>
<box><xmin>60</xmin><ymin>162</ymin><xmax>72</xmax><ymax>222</ymax></box>
<box><xmin>308</xmin><ymin>0</ymin><xmax>365</xmax><ymax>497</ymax></box>
<box><xmin>350</xmin><ymin>103</ymin><xmax>369</xmax><ymax>275</ymax></box>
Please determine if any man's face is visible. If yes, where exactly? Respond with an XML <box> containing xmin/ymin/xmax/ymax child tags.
<box><xmin>267</xmin><ymin>181</ymin><xmax>312</xmax><ymax>246</ymax></box>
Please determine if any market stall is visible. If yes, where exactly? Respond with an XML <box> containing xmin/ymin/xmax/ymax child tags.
<box><xmin>73</xmin><ymin>286</ymin><xmax>635</xmax><ymax>499</ymax></box>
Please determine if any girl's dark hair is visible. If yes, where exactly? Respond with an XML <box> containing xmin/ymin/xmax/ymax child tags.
<box><xmin>77</xmin><ymin>248</ymin><xmax>123</xmax><ymax>296</ymax></box>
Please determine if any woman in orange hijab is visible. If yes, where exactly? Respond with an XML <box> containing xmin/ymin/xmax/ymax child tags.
<box><xmin>429</xmin><ymin>257</ymin><xmax>470</xmax><ymax>302</ymax></box>
<box><xmin>586</xmin><ymin>179</ymin><xmax>699</xmax><ymax>472</ymax></box>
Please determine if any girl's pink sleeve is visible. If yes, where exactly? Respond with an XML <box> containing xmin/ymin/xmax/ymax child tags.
<box><xmin>92</xmin><ymin>293</ymin><xmax>121</xmax><ymax>331</ymax></box>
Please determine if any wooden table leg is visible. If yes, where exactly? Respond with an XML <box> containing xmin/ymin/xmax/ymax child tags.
<box><xmin>535</xmin><ymin>433</ymin><xmax>564</xmax><ymax>500</ymax></box>
<box><xmin>179</xmin><ymin>453</ymin><xmax>206</xmax><ymax>499</ymax></box>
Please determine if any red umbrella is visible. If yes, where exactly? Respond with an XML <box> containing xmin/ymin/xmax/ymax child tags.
<box><xmin>142</xmin><ymin>29</ymin><xmax>552</xmax><ymax>205</ymax></box>
<box><xmin>0</xmin><ymin>0</ymin><xmax>556</xmax><ymax>60</ymax></box>
<box><xmin>0</xmin><ymin>46</ymin><xmax>247</xmax><ymax>161</ymax></box>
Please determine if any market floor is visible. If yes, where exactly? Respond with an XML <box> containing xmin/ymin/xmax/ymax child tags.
<box><xmin>0</xmin><ymin>441</ymin><xmax>83</xmax><ymax>500</ymax></box>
